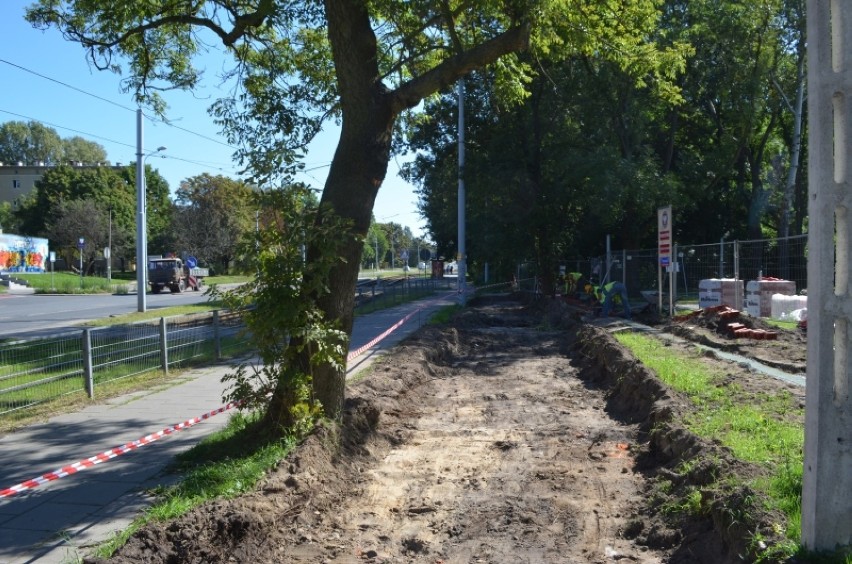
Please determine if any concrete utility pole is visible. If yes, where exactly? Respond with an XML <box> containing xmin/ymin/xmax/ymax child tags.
<box><xmin>135</xmin><ymin>109</ymin><xmax>166</xmax><ymax>313</ymax></box>
<box><xmin>135</xmin><ymin>109</ymin><xmax>147</xmax><ymax>313</ymax></box>
<box><xmin>457</xmin><ymin>78</ymin><xmax>467</xmax><ymax>305</ymax></box>
<box><xmin>802</xmin><ymin>1</ymin><xmax>852</xmax><ymax>550</ymax></box>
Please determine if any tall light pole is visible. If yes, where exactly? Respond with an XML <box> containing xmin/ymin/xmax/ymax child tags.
<box><xmin>135</xmin><ymin>108</ymin><xmax>166</xmax><ymax>312</ymax></box>
<box><xmin>106</xmin><ymin>206</ymin><xmax>112</xmax><ymax>284</ymax></box>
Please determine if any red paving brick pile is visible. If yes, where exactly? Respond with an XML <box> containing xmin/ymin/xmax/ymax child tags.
<box><xmin>673</xmin><ymin>305</ymin><xmax>779</xmax><ymax>341</ymax></box>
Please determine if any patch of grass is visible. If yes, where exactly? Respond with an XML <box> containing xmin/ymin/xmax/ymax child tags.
<box><xmin>354</xmin><ymin>284</ymin><xmax>438</xmax><ymax>315</ymax></box>
<box><xmin>763</xmin><ymin>318</ymin><xmax>799</xmax><ymax>331</ymax></box>
<box><xmin>83</xmin><ymin>303</ymin><xmax>225</xmax><ymax>326</ymax></box>
<box><xmin>27</xmin><ymin>273</ymin><xmax>115</xmax><ymax>294</ymax></box>
<box><xmin>93</xmin><ymin>410</ymin><xmax>296</xmax><ymax>559</ymax></box>
<box><xmin>429</xmin><ymin>304</ymin><xmax>462</xmax><ymax>324</ymax></box>
<box><xmin>13</xmin><ymin>272</ymin><xmax>250</xmax><ymax>295</ymax></box>
<box><xmin>614</xmin><ymin>331</ymin><xmax>804</xmax><ymax>558</ymax></box>
<box><xmin>205</xmin><ymin>275</ymin><xmax>252</xmax><ymax>285</ymax></box>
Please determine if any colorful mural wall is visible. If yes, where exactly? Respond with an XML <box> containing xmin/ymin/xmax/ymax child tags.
<box><xmin>0</xmin><ymin>234</ymin><xmax>49</xmax><ymax>273</ymax></box>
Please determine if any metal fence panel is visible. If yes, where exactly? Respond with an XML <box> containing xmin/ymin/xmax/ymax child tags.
<box><xmin>0</xmin><ymin>333</ymin><xmax>86</xmax><ymax>415</ymax></box>
<box><xmin>0</xmin><ymin>309</ymin><xmax>249</xmax><ymax>418</ymax></box>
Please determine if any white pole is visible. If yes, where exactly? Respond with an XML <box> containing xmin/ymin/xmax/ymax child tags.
<box><xmin>457</xmin><ymin>79</ymin><xmax>467</xmax><ymax>305</ymax></box>
<box><xmin>136</xmin><ymin>109</ymin><xmax>146</xmax><ymax>312</ymax></box>
<box><xmin>107</xmin><ymin>207</ymin><xmax>112</xmax><ymax>284</ymax></box>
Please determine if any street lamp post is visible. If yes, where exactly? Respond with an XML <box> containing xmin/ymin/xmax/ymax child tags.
<box><xmin>135</xmin><ymin>128</ymin><xmax>166</xmax><ymax>312</ymax></box>
<box><xmin>106</xmin><ymin>206</ymin><xmax>112</xmax><ymax>284</ymax></box>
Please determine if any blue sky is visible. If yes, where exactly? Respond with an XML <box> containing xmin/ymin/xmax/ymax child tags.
<box><xmin>0</xmin><ymin>1</ymin><xmax>427</xmax><ymax>237</ymax></box>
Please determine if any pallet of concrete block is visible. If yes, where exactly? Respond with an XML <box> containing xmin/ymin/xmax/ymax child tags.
<box><xmin>698</xmin><ymin>278</ymin><xmax>743</xmax><ymax>308</ymax></box>
<box><xmin>745</xmin><ymin>278</ymin><xmax>796</xmax><ymax>317</ymax></box>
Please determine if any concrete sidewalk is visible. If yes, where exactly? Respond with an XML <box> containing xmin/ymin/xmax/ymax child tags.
<box><xmin>0</xmin><ymin>291</ymin><xmax>458</xmax><ymax>564</ymax></box>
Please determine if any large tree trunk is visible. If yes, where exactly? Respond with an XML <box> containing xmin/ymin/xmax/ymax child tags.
<box><xmin>271</xmin><ymin>0</ymin><xmax>531</xmax><ymax>422</ymax></box>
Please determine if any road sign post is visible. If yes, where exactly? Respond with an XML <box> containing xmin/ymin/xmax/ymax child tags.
<box><xmin>657</xmin><ymin>206</ymin><xmax>673</xmax><ymax>314</ymax></box>
<box><xmin>77</xmin><ymin>238</ymin><xmax>85</xmax><ymax>289</ymax></box>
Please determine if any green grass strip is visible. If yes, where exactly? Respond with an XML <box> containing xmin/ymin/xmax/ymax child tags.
<box><xmin>614</xmin><ymin>331</ymin><xmax>804</xmax><ymax>558</ymax></box>
<box><xmin>93</xmin><ymin>410</ymin><xmax>296</xmax><ymax>558</ymax></box>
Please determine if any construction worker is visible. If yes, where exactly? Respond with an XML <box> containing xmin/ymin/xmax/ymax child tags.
<box><xmin>565</xmin><ymin>272</ymin><xmax>583</xmax><ymax>298</ymax></box>
<box><xmin>586</xmin><ymin>281</ymin><xmax>632</xmax><ymax>319</ymax></box>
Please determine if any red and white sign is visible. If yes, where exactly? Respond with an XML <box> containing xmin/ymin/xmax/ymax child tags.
<box><xmin>658</xmin><ymin>206</ymin><xmax>672</xmax><ymax>266</ymax></box>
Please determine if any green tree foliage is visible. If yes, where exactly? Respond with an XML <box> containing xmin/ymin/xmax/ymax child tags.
<box><xmin>172</xmin><ymin>173</ymin><xmax>256</xmax><ymax>273</ymax></box>
<box><xmin>405</xmin><ymin>58</ymin><xmax>682</xmax><ymax>293</ymax></box>
<box><xmin>0</xmin><ymin>201</ymin><xmax>17</xmax><ymax>234</ymax></box>
<box><xmin>44</xmin><ymin>197</ymin><xmax>108</xmax><ymax>271</ymax></box>
<box><xmin>0</xmin><ymin>121</ymin><xmax>64</xmax><ymax>164</ymax></box>
<box><xmin>62</xmin><ymin>136</ymin><xmax>108</xmax><ymax>163</ymax></box>
<box><xmin>362</xmin><ymin>220</ymin><xmax>388</xmax><ymax>270</ymax></box>
<box><xmin>215</xmin><ymin>187</ymin><xmax>350</xmax><ymax>431</ymax></box>
<box><xmin>407</xmin><ymin>0</ymin><xmax>806</xmax><ymax>292</ymax></box>
<box><xmin>657</xmin><ymin>0</ymin><xmax>799</xmax><ymax>241</ymax></box>
<box><xmin>118</xmin><ymin>165</ymin><xmax>174</xmax><ymax>256</ymax></box>
<box><xmin>0</xmin><ymin>202</ymin><xmax>18</xmax><ymax>234</ymax></box>
<box><xmin>14</xmin><ymin>164</ymin><xmax>171</xmax><ymax>267</ymax></box>
<box><xmin>25</xmin><ymin>0</ymin><xmax>685</xmax><ymax>422</ymax></box>
<box><xmin>0</xmin><ymin>121</ymin><xmax>108</xmax><ymax>165</ymax></box>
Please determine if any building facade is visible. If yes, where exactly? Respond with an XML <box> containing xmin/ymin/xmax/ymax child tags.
<box><xmin>0</xmin><ymin>162</ymin><xmax>122</xmax><ymax>209</ymax></box>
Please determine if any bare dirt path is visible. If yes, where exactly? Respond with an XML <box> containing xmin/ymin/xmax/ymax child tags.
<box><xmin>101</xmin><ymin>296</ymin><xmax>795</xmax><ymax>563</ymax></box>
<box><xmin>318</xmin><ymin>323</ymin><xmax>660</xmax><ymax>563</ymax></box>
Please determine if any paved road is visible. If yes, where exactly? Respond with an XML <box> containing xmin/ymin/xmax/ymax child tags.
<box><xmin>0</xmin><ymin>288</ymin><xmax>212</xmax><ymax>339</ymax></box>
<box><xmin>0</xmin><ymin>291</ymin><xmax>459</xmax><ymax>564</ymax></box>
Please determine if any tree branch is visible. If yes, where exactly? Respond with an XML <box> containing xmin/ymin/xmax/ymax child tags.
<box><xmin>33</xmin><ymin>0</ymin><xmax>274</xmax><ymax>52</ymax></box>
<box><xmin>390</xmin><ymin>22</ymin><xmax>531</xmax><ymax>114</ymax></box>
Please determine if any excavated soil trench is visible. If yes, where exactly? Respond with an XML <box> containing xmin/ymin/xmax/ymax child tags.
<box><xmin>94</xmin><ymin>295</ymin><xmax>801</xmax><ymax>564</ymax></box>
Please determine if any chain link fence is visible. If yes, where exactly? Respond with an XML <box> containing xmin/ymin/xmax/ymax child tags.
<box><xmin>520</xmin><ymin>234</ymin><xmax>808</xmax><ymax>305</ymax></box>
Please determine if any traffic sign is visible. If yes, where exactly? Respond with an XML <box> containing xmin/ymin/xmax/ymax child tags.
<box><xmin>186</xmin><ymin>256</ymin><xmax>198</xmax><ymax>269</ymax></box>
<box><xmin>658</xmin><ymin>206</ymin><xmax>672</xmax><ymax>266</ymax></box>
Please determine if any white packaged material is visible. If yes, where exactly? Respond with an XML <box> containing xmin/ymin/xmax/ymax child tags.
<box><xmin>771</xmin><ymin>294</ymin><xmax>807</xmax><ymax>320</ymax></box>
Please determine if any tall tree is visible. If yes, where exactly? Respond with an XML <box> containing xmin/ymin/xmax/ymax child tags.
<box><xmin>0</xmin><ymin>120</ymin><xmax>64</xmax><ymax>164</ymax></box>
<box><xmin>26</xmin><ymin>0</ymin><xmax>680</xmax><ymax>423</ymax></box>
<box><xmin>45</xmin><ymin>197</ymin><xmax>108</xmax><ymax>271</ymax></box>
<box><xmin>0</xmin><ymin>202</ymin><xmax>17</xmax><ymax>234</ymax></box>
<box><xmin>14</xmin><ymin>163</ymin><xmax>171</xmax><ymax>266</ymax></box>
<box><xmin>62</xmin><ymin>136</ymin><xmax>108</xmax><ymax>164</ymax></box>
<box><xmin>173</xmin><ymin>173</ymin><xmax>255</xmax><ymax>272</ymax></box>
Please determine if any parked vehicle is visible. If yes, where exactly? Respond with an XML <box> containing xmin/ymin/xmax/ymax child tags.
<box><xmin>148</xmin><ymin>256</ymin><xmax>208</xmax><ymax>293</ymax></box>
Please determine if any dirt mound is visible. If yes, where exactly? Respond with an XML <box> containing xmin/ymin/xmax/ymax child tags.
<box><xmin>92</xmin><ymin>296</ymin><xmax>794</xmax><ymax>563</ymax></box>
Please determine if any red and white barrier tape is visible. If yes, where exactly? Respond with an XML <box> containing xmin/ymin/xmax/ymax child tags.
<box><xmin>0</xmin><ymin>402</ymin><xmax>240</xmax><ymax>499</ymax></box>
<box><xmin>347</xmin><ymin>309</ymin><xmax>418</xmax><ymax>362</ymax></box>
<box><xmin>347</xmin><ymin>292</ymin><xmax>458</xmax><ymax>361</ymax></box>
<box><xmin>1</xmin><ymin>294</ymin><xmax>453</xmax><ymax>499</ymax></box>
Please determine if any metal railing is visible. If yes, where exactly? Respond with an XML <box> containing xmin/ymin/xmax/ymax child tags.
<box><xmin>355</xmin><ymin>276</ymin><xmax>456</xmax><ymax>311</ymax></box>
<box><xmin>0</xmin><ymin>276</ymin><xmax>458</xmax><ymax>420</ymax></box>
<box><xmin>0</xmin><ymin>310</ymin><xmax>250</xmax><ymax>418</ymax></box>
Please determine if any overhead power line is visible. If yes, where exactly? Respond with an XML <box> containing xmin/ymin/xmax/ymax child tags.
<box><xmin>0</xmin><ymin>58</ymin><xmax>136</xmax><ymax>113</ymax></box>
<box><xmin>0</xmin><ymin>108</ymin><xmax>240</xmax><ymax>173</ymax></box>
<box><xmin>0</xmin><ymin>57</ymin><xmax>238</xmax><ymax>151</ymax></box>
<box><xmin>0</xmin><ymin>108</ymin><xmax>136</xmax><ymax>152</ymax></box>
